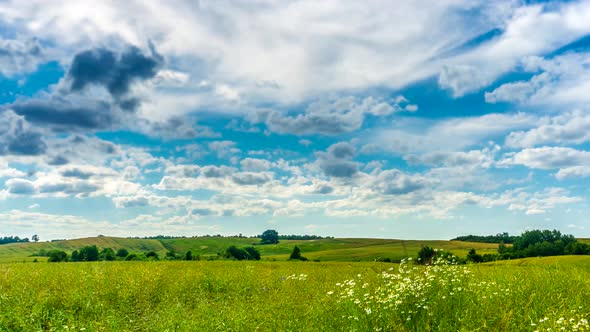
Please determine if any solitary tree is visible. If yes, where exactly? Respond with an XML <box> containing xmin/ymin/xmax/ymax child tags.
<box><xmin>32</xmin><ymin>234</ymin><xmax>39</xmax><ymax>243</ymax></box>
<box><xmin>260</xmin><ymin>229</ymin><xmax>279</xmax><ymax>244</ymax></box>
<box><xmin>185</xmin><ymin>250</ymin><xmax>193</xmax><ymax>261</ymax></box>
<box><xmin>289</xmin><ymin>246</ymin><xmax>302</xmax><ymax>260</ymax></box>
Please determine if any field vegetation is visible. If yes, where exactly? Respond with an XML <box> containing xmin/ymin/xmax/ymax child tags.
<box><xmin>0</xmin><ymin>256</ymin><xmax>589</xmax><ymax>331</ymax></box>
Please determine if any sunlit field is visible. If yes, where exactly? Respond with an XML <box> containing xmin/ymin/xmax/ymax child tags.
<box><xmin>1</xmin><ymin>256</ymin><xmax>589</xmax><ymax>331</ymax></box>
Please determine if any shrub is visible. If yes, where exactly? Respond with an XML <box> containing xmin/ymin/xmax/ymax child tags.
<box><xmin>244</xmin><ymin>247</ymin><xmax>261</xmax><ymax>260</ymax></box>
<box><xmin>116</xmin><ymin>248</ymin><xmax>129</xmax><ymax>258</ymax></box>
<box><xmin>47</xmin><ymin>250</ymin><xmax>68</xmax><ymax>262</ymax></box>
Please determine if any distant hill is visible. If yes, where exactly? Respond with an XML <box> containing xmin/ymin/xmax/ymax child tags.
<box><xmin>0</xmin><ymin>236</ymin><xmax>166</xmax><ymax>263</ymax></box>
<box><xmin>0</xmin><ymin>236</ymin><xmax>501</xmax><ymax>263</ymax></box>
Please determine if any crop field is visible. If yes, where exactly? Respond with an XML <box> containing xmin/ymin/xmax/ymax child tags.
<box><xmin>1</xmin><ymin>256</ymin><xmax>589</xmax><ymax>331</ymax></box>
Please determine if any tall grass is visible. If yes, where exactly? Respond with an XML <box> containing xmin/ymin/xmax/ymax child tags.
<box><xmin>0</xmin><ymin>257</ymin><xmax>589</xmax><ymax>331</ymax></box>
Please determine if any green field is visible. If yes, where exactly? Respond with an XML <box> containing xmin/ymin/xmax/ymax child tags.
<box><xmin>0</xmin><ymin>256</ymin><xmax>589</xmax><ymax>331</ymax></box>
<box><xmin>0</xmin><ymin>236</ymin><xmax>501</xmax><ymax>263</ymax></box>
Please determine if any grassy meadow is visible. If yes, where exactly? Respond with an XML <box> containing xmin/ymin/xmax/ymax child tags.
<box><xmin>1</xmin><ymin>237</ymin><xmax>589</xmax><ymax>331</ymax></box>
<box><xmin>0</xmin><ymin>257</ymin><xmax>589</xmax><ymax>331</ymax></box>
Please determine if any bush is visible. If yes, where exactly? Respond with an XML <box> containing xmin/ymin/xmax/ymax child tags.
<box><xmin>116</xmin><ymin>248</ymin><xmax>129</xmax><ymax>258</ymax></box>
<box><xmin>417</xmin><ymin>246</ymin><xmax>436</xmax><ymax>265</ymax></box>
<box><xmin>244</xmin><ymin>247</ymin><xmax>261</xmax><ymax>260</ymax></box>
<box><xmin>48</xmin><ymin>250</ymin><xmax>68</xmax><ymax>262</ymax></box>
<box><xmin>466</xmin><ymin>249</ymin><xmax>483</xmax><ymax>263</ymax></box>
<box><xmin>225</xmin><ymin>246</ymin><xmax>260</xmax><ymax>260</ymax></box>
<box><xmin>185</xmin><ymin>251</ymin><xmax>193</xmax><ymax>261</ymax></box>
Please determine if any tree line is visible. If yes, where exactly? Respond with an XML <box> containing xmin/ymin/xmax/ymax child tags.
<box><xmin>0</xmin><ymin>235</ymin><xmax>39</xmax><ymax>245</ymax></box>
<box><xmin>417</xmin><ymin>229</ymin><xmax>590</xmax><ymax>265</ymax></box>
<box><xmin>451</xmin><ymin>232</ymin><xmax>517</xmax><ymax>244</ymax></box>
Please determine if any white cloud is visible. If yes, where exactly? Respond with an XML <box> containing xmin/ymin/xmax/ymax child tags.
<box><xmin>371</xmin><ymin>113</ymin><xmax>536</xmax><ymax>154</ymax></box>
<box><xmin>506</xmin><ymin>110</ymin><xmax>590</xmax><ymax>148</ymax></box>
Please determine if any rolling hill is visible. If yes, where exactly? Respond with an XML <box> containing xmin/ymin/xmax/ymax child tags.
<box><xmin>0</xmin><ymin>236</ymin><xmax>502</xmax><ymax>263</ymax></box>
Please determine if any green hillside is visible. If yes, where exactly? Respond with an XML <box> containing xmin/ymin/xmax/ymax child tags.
<box><xmin>0</xmin><ymin>236</ymin><xmax>501</xmax><ymax>263</ymax></box>
<box><xmin>161</xmin><ymin>237</ymin><xmax>500</xmax><ymax>261</ymax></box>
<box><xmin>0</xmin><ymin>237</ymin><xmax>167</xmax><ymax>263</ymax></box>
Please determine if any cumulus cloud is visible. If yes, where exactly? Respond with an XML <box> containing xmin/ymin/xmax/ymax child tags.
<box><xmin>371</xmin><ymin>169</ymin><xmax>430</xmax><ymax>195</ymax></box>
<box><xmin>316</xmin><ymin>142</ymin><xmax>359</xmax><ymax>178</ymax></box>
<box><xmin>264</xmin><ymin>96</ymin><xmax>415</xmax><ymax>136</ymax></box>
<box><xmin>231</xmin><ymin>172</ymin><xmax>271</xmax><ymax>185</ymax></box>
<box><xmin>506</xmin><ymin>110</ymin><xmax>590</xmax><ymax>148</ymax></box>
<box><xmin>240</xmin><ymin>158</ymin><xmax>271</xmax><ymax>172</ymax></box>
<box><xmin>500</xmin><ymin>147</ymin><xmax>590</xmax><ymax>180</ymax></box>
<box><xmin>6</xmin><ymin>179</ymin><xmax>36</xmax><ymax>195</ymax></box>
<box><xmin>0</xmin><ymin>109</ymin><xmax>46</xmax><ymax>156</ymax></box>
<box><xmin>66</xmin><ymin>45</ymin><xmax>162</xmax><ymax>110</ymax></box>
<box><xmin>486</xmin><ymin>53</ymin><xmax>590</xmax><ymax>106</ymax></box>
<box><xmin>0</xmin><ymin>37</ymin><xmax>44</xmax><ymax>77</ymax></box>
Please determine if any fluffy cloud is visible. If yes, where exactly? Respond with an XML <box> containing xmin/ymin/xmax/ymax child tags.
<box><xmin>263</xmin><ymin>96</ymin><xmax>415</xmax><ymax>136</ymax></box>
<box><xmin>506</xmin><ymin>110</ymin><xmax>590</xmax><ymax>148</ymax></box>
<box><xmin>0</xmin><ymin>37</ymin><xmax>44</xmax><ymax>77</ymax></box>
<box><xmin>0</xmin><ymin>109</ymin><xmax>46</xmax><ymax>156</ymax></box>
<box><xmin>316</xmin><ymin>142</ymin><xmax>359</xmax><ymax>178</ymax></box>
<box><xmin>486</xmin><ymin>53</ymin><xmax>590</xmax><ymax>106</ymax></box>
<box><xmin>371</xmin><ymin>169</ymin><xmax>430</xmax><ymax>195</ymax></box>
<box><xmin>371</xmin><ymin>113</ymin><xmax>535</xmax><ymax>154</ymax></box>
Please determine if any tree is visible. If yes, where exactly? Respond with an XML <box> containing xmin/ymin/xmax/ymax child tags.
<box><xmin>289</xmin><ymin>246</ymin><xmax>302</xmax><ymax>260</ymax></box>
<box><xmin>116</xmin><ymin>248</ymin><xmax>129</xmax><ymax>258</ymax></box>
<box><xmin>48</xmin><ymin>250</ymin><xmax>68</xmax><ymax>262</ymax></box>
<box><xmin>225</xmin><ymin>246</ymin><xmax>249</xmax><ymax>260</ymax></box>
<box><xmin>100</xmin><ymin>247</ymin><xmax>116</xmax><ymax>261</ymax></box>
<box><xmin>244</xmin><ymin>247</ymin><xmax>261</xmax><ymax>260</ymax></box>
<box><xmin>79</xmin><ymin>245</ymin><xmax>99</xmax><ymax>261</ymax></box>
<box><xmin>260</xmin><ymin>229</ymin><xmax>279</xmax><ymax>244</ymax></box>
<box><xmin>184</xmin><ymin>251</ymin><xmax>193</xmax><ymax>261</ymax></box>
<box><xmin>32</xmin><ymin>234</ymin><xmax>39</xmax><ymax>243</ymax></box>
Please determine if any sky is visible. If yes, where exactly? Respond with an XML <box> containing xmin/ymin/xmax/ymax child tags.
<box><xmin>1</xmin><ymin>0</ymin><xmax>590</xmax><ymax>240</ymax></box>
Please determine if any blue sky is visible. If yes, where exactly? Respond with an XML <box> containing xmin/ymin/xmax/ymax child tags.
<box><xmin>1</xmin><ymin>0</ymin><xmax>590</xmax><ymax>240</ymax></box>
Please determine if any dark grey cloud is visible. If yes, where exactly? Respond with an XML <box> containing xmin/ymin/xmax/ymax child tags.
<box><xmin>6</xmin><ymin>179</ymin><xmax>36</xmax><ymax>195</ymax></box>
<box><xmin>319</xmin><ymin>159</ymin><xmax>359</xmax><ymax>178</ymax></box>
<box><xmin>231</xmin><ymin>172</ymin><xmax>270</xmax><ymax>185</ymax></box>
<box><xmin>0</xmin><ymin>110</ymin><xmax>46</xmax><ymax>156</ymax></box>
<box><xmin>61</xmin><ymin>168</ymin><xmax>93</xmax><ymax>180</ymax></box>
<box><xmin>11</xmin><ymin>98</ymin><xmax>115</xmax><ymax>131</ymax></box>
<box><xmin>312</xmin><ymin>184</ymin><xmax>334</xmax><ymax>194</ymax></box>
<box><xmin>328</xmin><ymin>142</ymin><xmax>356</xmax><ymax>159</ymax></box>
<box><xmin>317</xmin><ymin>142</ymin><xmax>359</xmax><ymax>178</ymax></box>
<box><xmin>38</xmin><ymin>181</ymin><xmax>99</xmax><ymax>195</ymax></box>
<box><xmin>47</xmin><ymin>156</ymin><xmax>69</xmax><ymax>166</ymax></box>
<box><xmin>68</xmin><ymin>45</ymin><xmax>162</xmax><ymax>105</ymax></box>
<box><xmin>201</xmin><ymin>165</ymin><xmax>235</xmax><ymax>178</ymax></box>
<box><xmin>372</xmin><ymin>169</ymin><xmax>428</xmax><ymax>195</ymax></box>
<box><xmin>7</xmin><ymin>44</ymin><xmax>163</xmax><ymax>134</ymax></box>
